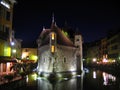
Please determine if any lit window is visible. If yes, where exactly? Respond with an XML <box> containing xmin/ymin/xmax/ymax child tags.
<box><xmin>51</xmin><ymin>45</ymin><xmax>55</xmax><ymax>53</ymax></box>
<box><xmin>51</xmin><ymin>33</ymin><xmax>55</xmax><ymax>40</ymax></box>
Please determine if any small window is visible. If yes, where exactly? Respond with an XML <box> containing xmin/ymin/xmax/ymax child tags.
<box><xmin>64</xmin><ymin>57</ymin><xmax>66</xmax><ymax>63</ymax></box>
<box><xmin>76</xmin><ymin>39</ymin><xmax>79</xmax><ymax>41</ymax></box>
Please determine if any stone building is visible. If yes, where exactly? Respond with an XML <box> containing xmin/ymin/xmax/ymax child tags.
<box><xmin>37</xmin><ymin>17</ymin><xmax>83</xmax><ymax>76</ymax></box>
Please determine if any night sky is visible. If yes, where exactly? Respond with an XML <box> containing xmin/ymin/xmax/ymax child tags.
<box><xmin>13</xmin><ymin>0</ymin><xmax>120</xmax><ymax>47</ymax></box>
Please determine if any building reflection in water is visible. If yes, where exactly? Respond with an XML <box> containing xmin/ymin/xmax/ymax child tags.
<box><xmin>22</xmin><ymin>70</ymin><xmax>119</xmax><ymax>90</ymax></box>
<box><xmin>37</xmin><ymin>72</ymin><xmax>84</xmax><ymax>90</ymax></box>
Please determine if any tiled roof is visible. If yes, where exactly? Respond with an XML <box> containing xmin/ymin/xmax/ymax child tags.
<box><xmin>38</xmin><ymin>23</ymin><xmax>75</xmax><ymax>47</ymax></box>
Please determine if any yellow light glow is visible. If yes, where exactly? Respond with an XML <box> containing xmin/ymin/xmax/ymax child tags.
<box><xmin>4</xmin><ymin>46</ymin><xmax>11</xmax><ymax>56</ymax></box>
<box><xmin>93</xmin><ymin>58</ymin><xmax>96</xmax><ymax>62</ymax></box>
<box><xmin>103</xmin><ymin>58</ymin><xmax>108</xmax><ymax>63</ymax></box>
<box><xmin>51</xmin><ymin>33</ymin><xmax>55</xmax><ymax>40</ymax></box>
<box><xmin>51</xmin><ymin>45</ymin><xmax>55</xmax><ymax>53</ymax></box>
<box><xmin>31</xmin><ymin>73</ymin><xmax>38</xmax><ymax>80</ymax></box>
<box><xmin>30</xmin><ymin>55</ymin><xmax>38</xmax><ymax>61</ymax></box>
<box><xmin>22</xmin><ymin>52</ymin><xmax>29</xmax><ymax>59</ymax></box>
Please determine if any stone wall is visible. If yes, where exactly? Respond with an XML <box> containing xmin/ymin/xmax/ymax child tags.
<box><xmin>37</xmin><ymin>45</ymin><xmax>80</xmax><ymax>73</ymax></box>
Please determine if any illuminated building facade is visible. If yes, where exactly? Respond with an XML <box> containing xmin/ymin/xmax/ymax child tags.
<box><xmin>37</xmin><ymin>17</ymin><xmax>83</xmax><ymax>75</ymax></box>
<box><xmin>107</xmin><ymin>31</ymin><xmax>120</xmax><ymax>61</ymax></box>
<box><xmin>100</xmin><ymin>38</ymin><xmax>107</xmax><ymax>61</ymax></box>
<box><xmin>0</xmin><ymin>0</ymin><xmax>21</xmax><ymax>75</ymax></box>
<box><xmin>21</xmin><ymin>48</ymin><xmax>38</xmax><ymax>62</ymax></box>
<box><xmin>83</xmin><ymin>30</ymin><xmax>120</xmax><ymax>64</ymax></box>
<box><xmin>0</xmin><ymin>0</ymin><xmax>16</xmax><ymax>57</ymax></box>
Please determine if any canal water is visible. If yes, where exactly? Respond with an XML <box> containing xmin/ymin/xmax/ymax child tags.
<box><xmin>17</xmin><ymin>69</ymin><xmax>120</xmax><ymax>90</ymax></box>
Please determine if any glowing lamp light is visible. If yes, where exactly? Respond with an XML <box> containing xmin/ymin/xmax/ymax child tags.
<box><xmin>70</xmin><ymin>67</ymin><xmax>75</xmax><ymax>72</ymax></box>
<box><xmin>21</xmin><ymin>53</ymin><xmax>27</xmax><ymax>59</ymax></box>
<box><xmin>31</xmin><ymin>73</ymin><xmax>37</xmax><ymax>80</ymax></box>
<box><xmin>103</xmin><ymin>58</ymin><xmax>108</xmax><ymax>63</ymax></box>
<box><xmin>71</xmin><ymin>72</ymin><xmax>76</xmax><ymax>75</ymax></box>
<box><xmin>12</xmin><ymin>49</ymin><xmax>16</xmax><ymax>53</ymax></box>
<box><xmin>93</xmin><ymin>58</ymin><xmax>96</xmax><ymax>62</ymax></box>
<box><xmin>113</xmin><ymin>60</ymin><xmax>116</xmax><ymax>62</ymax></box>
<box><xmin>11</xmin><ymin>42</ymin><xmax>15</xmax><ymax>46</ymax></box>
<box><xmin>0</xmin><ymin>1</ymin><xmax>10</xmax><ymax>9</ymax></box>
<box><xmin>93</xmin><ymin>71</ymin><xmax>96</xmax><ymax>79</ymax></box>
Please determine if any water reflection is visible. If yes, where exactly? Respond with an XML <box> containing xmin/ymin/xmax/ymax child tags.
<box><xmin>21</xmin><ymin>69</ymin><xmax>120</xmax><ymax>90</ymax></box>
<box><xmin>37</xmin><ymin>72</ymin><xmax>84</xmax><ymax>90</ymax></box>
<box><xmin>102</xmin><ymin>72</ymin><xmax>116</xmax><ymax>85</ymax></box>
<box><xmin>93</xmin><ymin>71</ymin><xmax>96</xmax><ymax>79</ymax></box>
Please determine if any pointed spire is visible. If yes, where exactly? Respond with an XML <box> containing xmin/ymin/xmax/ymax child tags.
<box><xmin>55</xmin><ymin>22</ymin><xmax>57</xmax><ymax>26</ymax></box>
<box><xmin>43</xmin><ymin>26</ymin><xmax>45</xmax><ymax>31</ymax></box>
<box><xmin>51</xmin><ymin>12</ymin><xmax>58</xmax><ymax>29</ymax></box>
<box><xmin>52</xmin><ymin>13</ymin><xmax>55</xmax><ymax>23</ymax></box>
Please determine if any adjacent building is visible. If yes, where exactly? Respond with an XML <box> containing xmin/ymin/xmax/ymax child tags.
<box><xmin>0</xmin><ymin>0</ymin><xmax>16</xmax><ymax>57</ymax></box>
<box><xmin>0</xmin><ymin>0</ymin><xmax>22</xmax><ymax>75</ymax></box>
<box><xmin>83</xmin><ymin>41</ymin><xmax>100</xmax><ymax>64</ymax></box>
<box><xmin>100</xmin><ymin>37</ymin><xmax>107</xmax><ymax>60</ymax></box>
<box><xmin>107</xmin><ymin>31</ymin><xmax>120</xmax><ymax>61</ymax></box>
<box><xmin>84</xmin><ymin>30</ymin><xmax>120</xmax><ymax>64</ymax></box>
<box><xmin>21</xmin><ymin>48</ymin><xmax>38</xmax><ymax>63</ymax></box>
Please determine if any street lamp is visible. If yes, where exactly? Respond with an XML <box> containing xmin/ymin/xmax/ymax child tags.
<box><xmin>12</xmin><ymin>49</ymin><xmax>16</xmax><ymax>53</ymax></box>
<box><xmin>11</xmin><ymin>41</ymin><xmax>15</xmax><ymax>46</ymax></box>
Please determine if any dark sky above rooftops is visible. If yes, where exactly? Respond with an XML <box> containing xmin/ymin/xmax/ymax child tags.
<box><xmin>13</xmin><ymin>0</ymin><xmax>120</xmax><ymax>47</ymax></box>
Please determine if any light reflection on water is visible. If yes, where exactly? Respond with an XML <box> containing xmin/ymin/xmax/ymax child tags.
<box><xmin>92</xmin><ymin>70</ymin><xmax>116</xmax><ymax>86</ymax></box>
<box><xmin>102</xmin><ymin>72</ymin><xmax>116</xmax><ymax>86</ymax></box>
<box><xmin>23</xmin><ymin>69</ymin><xmax>120</xmax><ymax>90</ymax></box>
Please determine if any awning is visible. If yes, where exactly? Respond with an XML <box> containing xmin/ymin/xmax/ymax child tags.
<box><xmin>0</xmin><ymin>56</ymin><xmax>17</xmax><ymax>63</ymax></box>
